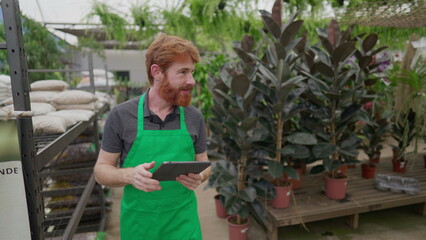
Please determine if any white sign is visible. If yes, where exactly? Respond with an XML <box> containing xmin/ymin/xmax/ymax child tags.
<box><xmin>0</xmin><ymin>161</ymin><xmax>31</xmax><ymax>240</ymax></box>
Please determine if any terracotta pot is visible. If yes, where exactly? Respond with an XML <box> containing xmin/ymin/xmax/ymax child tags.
<box><xmin>325</xmin><ymin>176</ymin><xmax>347</xmax><ymax>200</ymax></box>
<box><xmin>423</xmin><ymin>155</ymin><xmax>426</xmax><ymax>168</ymax></box>
<box><xmin>337</xmin><ymin>165</ymin><xmax>348</xmax><ymax>175</ymax></box>
<box><xmin>392</xmin><ymin>159</ymin><xmax>407</xmax><ymax>173</ymax></box>
<box><xmin>214</xmin><ymin>194</ymin><xmax>228</xmax><ymax>218</ymax></box>
<box><xmin>371</xmin><ymin>151</ymin><xmax>381</xmax><ymax>163</ymax></box>
<box><xmin>270</xmin><ymin>184</ymin><xmax>292</xmax><ymax>209</ymax></box>
<box><xmin>226</xmin><ymin>215</ymin><xmax>249</xmax><ymax>240</ymax></box>
<box><xmin>361</xmin><ymin>163</ymin><xmax>376</xmax><ymax>179</ymax></box>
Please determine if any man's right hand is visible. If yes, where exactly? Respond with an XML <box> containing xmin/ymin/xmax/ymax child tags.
<box><xmin>129</xmin><ymin>161</ymin><xmax>162</xmax><ymax>192</ymax></box>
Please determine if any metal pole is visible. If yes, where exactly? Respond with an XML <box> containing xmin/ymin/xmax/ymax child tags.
<box><xmin>104</xmin><ymin>64</ymin><xmax>110</xmax><ymax>94</ymax></box>
<box><xmin>88</xmin><ymin>52</ymin><xmax>95</xmax><ymax>93</ymax></box>
<box><xmin>1</xmin><ymin>0</ymin><xmax>31</xmax><ymax>111</ymax></box>
<box><xmin>1</xmin><ymin>1</ymin><xmax>44</xmax><ymax>239</ymax></box>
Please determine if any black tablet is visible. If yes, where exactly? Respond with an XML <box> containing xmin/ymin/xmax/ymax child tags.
<box><xmin>152</xmin><ymin>161</ymin><xmax>211</xmax><ymax>181</ymax></box>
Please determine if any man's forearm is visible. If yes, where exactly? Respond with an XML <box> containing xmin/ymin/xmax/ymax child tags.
<box><xmin>94</xmin><ymin>164</ymin><xmax>132</xmax><ymax>187</ymax></box>
<box><xmin>201</xmin><ymin>166</ymin><xmax>211</xmax><ymax>183</ymax></box>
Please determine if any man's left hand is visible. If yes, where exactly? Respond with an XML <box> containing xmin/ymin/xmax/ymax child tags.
<box><xmin>176</xmin><ymin>173</ymin><xmax>203</xmax><ymax>190</ymax></box>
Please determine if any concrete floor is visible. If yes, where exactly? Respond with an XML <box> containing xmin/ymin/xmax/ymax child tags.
<box><xmin>104</xmin><ymin>141</ymin><xmax>426</xmax><ymax>240</ymax></box>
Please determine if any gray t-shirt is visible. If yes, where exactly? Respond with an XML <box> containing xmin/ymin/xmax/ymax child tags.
<box><xmin>101</xmin><ymin>90</ymin><xmax>207</xmax><ymax>165</ymax></box>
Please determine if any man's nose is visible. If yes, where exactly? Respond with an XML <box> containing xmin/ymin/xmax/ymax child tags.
<box><xmin>187</xmin><ymin>73</ymin><xmax>196</xmax><ymax>86</ymax></box>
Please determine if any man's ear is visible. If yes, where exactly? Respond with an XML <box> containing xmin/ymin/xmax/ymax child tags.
<box><xmin>151</xmin><ymin>64</ymin><xmax>163</xmax><ymax>80</ymax></box>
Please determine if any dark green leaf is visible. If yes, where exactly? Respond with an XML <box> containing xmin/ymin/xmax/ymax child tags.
<box><xmin>214</xmin><ymin>89</ymin><xmax>237</xmax><ymax>106</ymax></box>
<box><xmin>283</xmin><ymin>166</ymin><xmax>298</xmax><ymax>180</ymax></box>
<box><xmin>240</xmin><ymin>117</ymin><xmax>257</xmax><ymax>131</ymax></box>
<box><xmin>278</xmin><ymin>84</ymin><xmax>295</xmax><ymax>103</ymax></box>
<box><xmin>323</xmin><ymin>158</ymin><xmax>340</xmax><ymax>172</ymax></box>
<box><xmin>338</xmin><ymin>148</ymin><xmax>359</xmax><ymax>158</ymax></box>
<box><xmin>358</xmin><ymin>56</ymin><xmax>372</xmax><ymax>70</ymax></box>
<box><xmin>229</xmin><ymin>108</ymin><xmax>245</xmax><ymax>121</ymax></box>
<box><xmin>332</xmin><ymin>41</ymin><xmax>356</xmax><ymax>64</ymax></box>
<box><xmin>234</xmin><ymin>47</ymin><xmax>253</xmax><ymax>65</ymax></box>
<box><xmin>231</xmin><ymin>74</ymin><xmax>250</xmax><ymax>97</ymax></box>
<box><xmin>280</xmin><ymin>145</ymin><xmax>296</xmax><ymax>155</ymax></box>
<box><xmin>284</xmin><ymin>37</ymin><xmax>303</xmax><ymax>53</ymax></box>
<box><xmin>239</xmin><ymin>186</ymin><xmax>257</xmax><ymax>202</ymax></box>
<box><xmin>315</xmin><ymin>61</ymin><xmax>334</xmax><ymax>77</ymax></box>
<box><xmin>362</xmin><ymin>34</ymin><xmax>378</xmax><ymax>52</ymax></box>
<box><xmin>340</xmin><ymin>104</ymin><xmax>361</xmax><ymax>123</ymax></box>
<box><xmin>370</xmin><ymin>46</ymin><xmax>388</xmax><ymax>56</ymax></box>
<box><xmin>275</xmin><ymin>43</ymin><xmax>287</xmax><ymax>60</ymax></box>
<box><xmin>268</xmin><ymin>160</ymin><xmax>283</xmax><ymax>178</ymax></box>
<box><xmin>243</xmin><ymin>91</ymin><xmax>256</xmax><ymax>111</ymax></box>
<box><xmin>290</xmin><ymin>145</ymin><xmax>311</xmax><ymax>159</ymax></box>
<box><xmin>319</xmin><ymin>36</ymin><xmax>333</xmax><ymax>54</ymax></box>
<box><xmin>251</xmin><ymin>179</ymin><xmax>275</xmax><ymax>200</ymax></box>
<box><xmin>220</xmin><ymin>185</ymin><xmax>237</xmax><ymax>199</ymax></box>
<box><xmin>259</xmin><ymin>10</ymin><xmax>281</xmax><ymax>39</ymax></box>
<box><xmin>312</xmin><ymin>143</ymin><xmax>336</xmax><ymax>159</ymax></box>
<box><xmin>280</xmin><ymin>20</ymin><xmax>304</xmax><ymax>46</ymax></box>
<box><xmin>341</xmin><ymin>135</ymin><xmax>361</xmax><ymax>148</ymax></box>
<box><xmin>310</xmin><ymin>165</ymin><xmax>325</xmax><ymax>174</ymax></box>
<box><xmin>286</xmin><ymin>132</ymin><xmax>317</xmax><ymax>145</ymax></box>
<box><xmin>272</xmin><ymin>103</ymin><xmax>282</xmax><ymax>113</ymax></box>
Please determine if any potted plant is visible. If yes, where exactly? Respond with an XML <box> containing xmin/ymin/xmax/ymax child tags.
<box><xmin>388</xmin><ymin>57</ymin><xmax>426</xmax><ymax>168</ymax></box>
<box><xmin>360</xmin><ymin>114</ymin><xmax>391</xmax><ymax>178</ymax></box>
<box><xmin>206</xmin><ymin>40</ymin><xmax>276</xmax><ymax>239</ymax></box>
<box><xmin>391</xmin><ymin>109</ymin><xmax>416</xmax><ymax>173</ymax></box>
<box><xmin>299</xmin><ymin>20</ymin><xmax>385</xmax><ymax>200</ymax></box>
<box><xmin>246</xmin><ymin>9</ymin><xmax>319</xmax><ymax>208</ymax></box>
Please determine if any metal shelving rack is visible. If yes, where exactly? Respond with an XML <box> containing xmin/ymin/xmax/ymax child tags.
<box><xmin>0</xmin><ymin>0</ymin><xmax>107</xmax><ymax>239</ymax></box>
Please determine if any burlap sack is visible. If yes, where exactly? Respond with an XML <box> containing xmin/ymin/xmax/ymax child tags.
<box><xmin>4</xmin><ymin>102</ymin><xmax>56</xmax><ymax>116</ymax></box>
<box><xmin>31</xmin><ymin>80</ymin><xmax>69</xmax><ymax>91</ymax></box>
<box><xmin>47</xmin><ymin>110</ymin><xmax>95</xmax><ymax>122</ymax></box>
<box><xmin>32</xmin><ymin>115</ymin><xmax>71</xmax><ymax>135</ymax></box>
<box><xmin>52</xmin><ymin>102</ymin><xmax>96</xmax><ymax>111</ymax></box>
<box><xmin>51</xmin><ymin>90</ymin><xmax>97</xmax><ymax>105</ymax></box>
<box><xmin>1</xmin><ymin>91</ymin><xmax>59</xmax><ymax>105</ymax></box>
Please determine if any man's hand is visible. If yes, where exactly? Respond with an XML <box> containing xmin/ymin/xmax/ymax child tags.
<box><xmin>129</xmin><ymin>161</ymin><xmax>162</xmax><ymax>192</ymax></box>
<box><xmin>176</xmin><ymin>173</ymin><xmax>204</xmax><ymax>190</ymax></box>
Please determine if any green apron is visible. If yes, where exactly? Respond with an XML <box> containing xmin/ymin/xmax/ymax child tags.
<box><xmin>120</xmin><ymin>94</ymin><xmax>202</xmax><ymax>240</ymax></box>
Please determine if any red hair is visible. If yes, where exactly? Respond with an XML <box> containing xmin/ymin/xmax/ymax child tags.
<box><xmin>145</xmin><ymin>34</ymin><xmax>200</xmax><ymax>85</ymax></box>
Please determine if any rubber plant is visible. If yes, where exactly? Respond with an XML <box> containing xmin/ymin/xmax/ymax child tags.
<box><xmin>206</xmin><ymin>36</ymin><xmax>275</xmax><ymax>227</ymax></box>
<box><xmin>298</xmin><ymin>20</ymin><xmax>386</xmax><ymax>199</ymax></box>
<box><xmin>250</xmin><ymin>10</ymin><xmax>317</xmax><ymax>200</ymax></box>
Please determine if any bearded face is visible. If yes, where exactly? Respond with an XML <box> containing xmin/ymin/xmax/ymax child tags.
<box><xmin>158</xmin><ymin>73</ymin><xmax>193</xmax><ymax>107</ymax></box>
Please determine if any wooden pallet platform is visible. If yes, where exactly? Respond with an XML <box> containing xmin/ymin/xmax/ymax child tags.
<box><xmin>263</xmin><ymin>154</ymin><xmax>426</xmax><ymax>240</ymax></box>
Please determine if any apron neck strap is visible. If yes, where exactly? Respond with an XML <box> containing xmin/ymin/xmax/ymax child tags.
<box><xmin>138</xmin><ymin>93</ymin><xmax>188</xmax><ymax>131</ymax></box>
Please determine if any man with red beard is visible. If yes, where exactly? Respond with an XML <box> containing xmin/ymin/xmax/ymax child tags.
<box><xmin>94</xmin><ymin>34</ymin><xmax>210</xmax><ymax>240</ymax></box>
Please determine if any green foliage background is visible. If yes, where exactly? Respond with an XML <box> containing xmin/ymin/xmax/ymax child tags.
<box><xmin>0</xmin><ymin>15</ymin><xmax>66</xmax><ymax>82</ymax></box>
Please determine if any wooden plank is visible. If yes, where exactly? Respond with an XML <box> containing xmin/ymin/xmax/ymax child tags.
<box><xmin>346</xmin><ymin>213</ymin><xmax>359</xmax><ymax>229</ymax></box>
<box><xmin>263</xmin><ymin>153</ymin><xmax>426</xmax><ymax>230</ymax></box>
<box><xmin>418</xmin><ymin>202</ymin><xmax>426</xmax><ymax>216</ymax></box>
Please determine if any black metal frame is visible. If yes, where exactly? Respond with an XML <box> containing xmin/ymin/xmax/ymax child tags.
<box><xmin>1</xmin><ymin>1</ymin><xmax>107</xmax><ymax>239</ymax></box>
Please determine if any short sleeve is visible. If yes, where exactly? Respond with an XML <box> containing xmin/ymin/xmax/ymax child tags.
<box><xmin>194</xmin><ymin>115</ymin><xmax>207</xmax><ymax>154</ymax></box>
<box><xmin>101</xmin><ymin>107</ymin><xmax>123</xmax><ymax>153</ymax></box>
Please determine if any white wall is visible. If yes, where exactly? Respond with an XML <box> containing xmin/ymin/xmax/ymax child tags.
<box><xmin>79</xmin><ymin>49</ymin><xmax>149</xmax><ymax>87</ymax></box>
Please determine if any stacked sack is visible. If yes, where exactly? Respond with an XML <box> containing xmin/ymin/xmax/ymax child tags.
<box><xmin>77</xmin><ymin>68</ymin><xmax>116</xmax><ymax>88</ymax></box>
<box><xmin>0</xmin><ymin>75</ymin><xmax>12</xmax><ymax>117</ymax></box>
<box><xmin>51</xmin><ymin>89</ymin><xmax>98</xmax><ymax>111</ymax></box>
